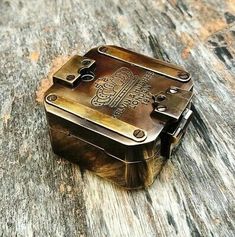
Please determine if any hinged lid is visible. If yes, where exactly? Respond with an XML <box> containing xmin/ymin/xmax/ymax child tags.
<box><xmin>44</xmin><ymin>45</ymin><xmax>193</xmax><ymax>146</ymax></box>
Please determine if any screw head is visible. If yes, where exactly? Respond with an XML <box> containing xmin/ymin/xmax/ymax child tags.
<box><xmin>47</xmin><ymin>94</ymin><xmax>57</xmax><ymax>102</ymax></box>
<box><xmin>66</xmin><ymin>75</ymin><xmax>76</xmax><ymax>81</ymax></box>
<box><xmin>133</xmin><ymin>129</ymin><xmax>145</xmax><ymax>138</ymax></box>
<box><xmin>99</xmin><ymin>46</ymin><xmax>108</xmax><ymax>53</ymax></box>
<box><xmin>81</xmin><ymin>59</ymin><xmax>91</xmax><ymax>66</ymax></box>
<box><xmin>156</xmin><ymin>105</ymin><xmax>167</xmax><ymax>112</ymax></box>
<box><xmin>169</xmin><ymin>87</ymin><xmax>178</xmax><ymax>94</ymax></box>
<box><xmin>178</xmin><ymin>71</ymin><xmax>190</xmax><ymax>80</ymax></box>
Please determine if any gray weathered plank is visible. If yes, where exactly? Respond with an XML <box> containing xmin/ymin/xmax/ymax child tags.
<box><xmin>0</xmin><ymin>0</ymin><xmax>235</xmax><ymax>236</ymax></box>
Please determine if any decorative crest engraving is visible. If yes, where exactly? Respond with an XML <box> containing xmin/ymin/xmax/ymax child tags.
<box><xmin>91</xmin><ymin>67</ymin><xmax>153</xmax><ymax>117</ymax></box>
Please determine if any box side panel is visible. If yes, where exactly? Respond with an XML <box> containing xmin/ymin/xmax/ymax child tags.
<box><xmin>46</xmin><ymin>112</ymin><xmax>165</xmax><ymax>189</ymax></box>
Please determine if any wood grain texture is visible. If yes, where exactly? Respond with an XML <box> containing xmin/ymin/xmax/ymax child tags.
<box><xmin>0</xmin><ymin>0</ymin><xmax>234</xmax><ymax>236</ymax></box>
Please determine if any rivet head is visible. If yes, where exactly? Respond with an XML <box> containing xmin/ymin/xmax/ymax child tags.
<box><xmin>156</xmin><ymin>105</ymin><xmax>167</xmax><ymax>112</ymax></box>
<box><xmin>169</xmin><ymin>87</ymin><xmax>178</xmax><ymax>94</ymax></box>
<box><xmin>66</xmin><ymin>75</ymin><xmax>75</xmax><ymax>81</ymax></box>
<box><xmin>133</xmin><ymin>129</ymin><xmax>145</xmax><ymax>138</ymax></box>
<box><xmin>47</xmin><ymin>94</ymin><xmax>57</xmax><ymax>102</ymax></box>
<box><xmin>178</xmin><ymin>71</ymin><xmax>190</xmax><ymax>80</ymax></box>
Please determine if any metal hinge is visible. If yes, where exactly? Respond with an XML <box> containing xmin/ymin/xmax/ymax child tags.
<box><xmin>161</xmin><ymin>108</ymin><xmax>193</xmax><ymax>159</ymax></box>
<box><xmin>53</xmin><ymin>55</ymin><xmax>96</xmax><ymax>87</ymax></box>
<box><xmin>152</xmin><ymin>87</ymin><xmax>193</xmax><ymax>159</ymax></box>
<box><xmin>152</xmin><ymin>87</ymin><xmax>193</xmax><ymax>120</ymax></box>
<box><xmin>45</xmin><ymin>94</ymin><xmax>148</xmax><ymax>143</ymax></box>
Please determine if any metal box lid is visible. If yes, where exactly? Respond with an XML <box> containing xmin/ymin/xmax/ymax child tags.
<box><xmin>44</xmin><ymin>45</ymin><xmax>193</xmax><ymax>146</ymax></box>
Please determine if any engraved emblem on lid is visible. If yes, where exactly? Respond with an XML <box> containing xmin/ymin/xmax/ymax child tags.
<box><xmin>91</xmin><ymin>67</ymin><xmax>154</xmax><ymax>117</ymax></box>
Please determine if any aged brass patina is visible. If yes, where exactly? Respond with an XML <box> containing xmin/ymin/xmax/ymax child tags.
<box><xmin>44</xmin><ymin>45</ymin><xmax>193</xmax><ymax>189</ymax></box>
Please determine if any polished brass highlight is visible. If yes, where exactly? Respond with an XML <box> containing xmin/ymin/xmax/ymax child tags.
<box><xmin>98</xmin><ymin>46</ymin><xmax>191</xmax><ymax>82</ymax></box>
<box><xmin>46</xmin><ymin>94</ymin><xmax>147</xmax><ymax>142</ymax></box>
<box><xmin>44</xmin><ymin>45</ymin><xmax>193</xmax><ymax>189</ymax></box>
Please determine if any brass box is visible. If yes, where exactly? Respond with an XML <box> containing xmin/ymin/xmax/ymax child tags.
<box><xmin>44</xmin><ymin>45</ymin><xmax>193</xmax><ymax>189</ymax></box>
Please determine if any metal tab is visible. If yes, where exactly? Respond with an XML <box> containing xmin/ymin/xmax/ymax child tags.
<box><xmin>46</xmin><ymin>94</ymin><xmax>147</xmax><ymax>142</ymax></box>
<box><xmin>152</xmin><ymin>87</ymin><xmax>193</xmax><ymax>120</ymax></box>
<box><xmin>98</xmin><ymin>45</ymin><xmax>191</xmax><ymax>82</ymax></box>
<box><xmin>167</xmin><ymin>108</ymin><xmax>193</xmax><ymax>139</ymax></box>
<box><xmin>53</xmin><ymin>55</ymin><xmax>96</xmax><ymax>87</ymax></box>
<box><xmin>160</xmin><ymin>108</ymin><xmax>193</xmax><ymax>159</ymax></box>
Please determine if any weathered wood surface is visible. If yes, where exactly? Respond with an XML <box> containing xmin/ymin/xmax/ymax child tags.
<box><xmin>0</xmin><ymin>0</ymin><xmax>235</xmax><ymax>236</ymax></box>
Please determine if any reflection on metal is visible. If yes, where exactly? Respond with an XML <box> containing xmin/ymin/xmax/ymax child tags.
<box><xmin>44</xmin><ymin>45</ymin><xmax>194</xmax><ymax>189</ymax></box>
<box><xmin>152</xmin><ymin>87</ymin><xmax>193</xmax><ymax>120</ymax></box>
<box><xmin>46</xmin><ymin>94</ymin><xmax>147</xmax><ymax>142</ymax></box>
<box><xmin>53</xmin><ymin>55</ymin><xmax>96</xmax><ymax>87</ymax></box>
<box><xmin>98</xmin><ymin>45</ymin><xmax>191</xmax><ymax>82</ymax></box>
